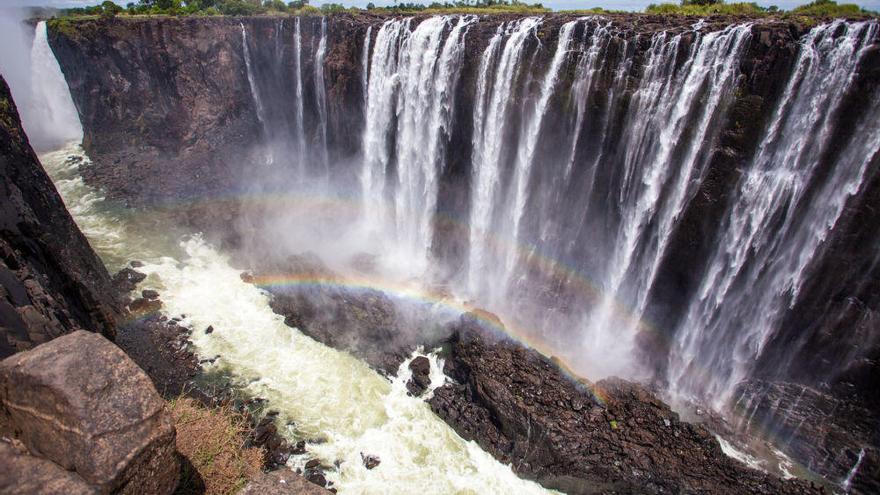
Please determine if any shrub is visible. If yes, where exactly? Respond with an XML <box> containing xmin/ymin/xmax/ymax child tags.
<box><xmin>263</xmin><ymin>0</ymin><xmax>287</xmax><ymax>10</ymax></box>
<box><xmin>218</xmin><ymin>0</ymin><xmax>265</xmax><ymax>14</ymax></box>
<box><xmin>296</xmin><ymin>4</ymin><xmax>322</xmax><ymax>15</ymax></box>
<box><xmin>791</xmin><ymin>0</ymin><xmax>868</xmax><ymax>16</ymax></box>
<box><xmin>100</xmin><ymin>0</ymin><xmax>123</xmax><ymax>17</ymax></box>
<box><xmin>168</xmin><ymin>397</ymin><xmax>263</xmax><ymax>495</ymax></box>
<box><xmin>645</xmin><ymin>1</ymin><xmax>766</xmax><ymax>15</ymax></box>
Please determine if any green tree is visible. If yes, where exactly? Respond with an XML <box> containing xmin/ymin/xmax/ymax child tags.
<box><xmin>682</xmin><ymin>0</ymin><xmax>722</xmax><ymax>5</ymax></box>
<box><xmin>101</xmin><ymin>0</ymin><xmax>123</xmax><ymax>16</ymax></box>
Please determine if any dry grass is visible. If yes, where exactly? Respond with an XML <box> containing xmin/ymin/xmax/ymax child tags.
<box><xmin>168</xmin><ymin>398</ymin><xmax>264</xmax><ymax>495</ymax></box>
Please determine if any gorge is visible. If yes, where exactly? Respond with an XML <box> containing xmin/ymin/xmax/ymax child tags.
<box><xmin>1</xmin><ymin>8</ymin><xmax>879</xmax><ymax>495</ymax></box>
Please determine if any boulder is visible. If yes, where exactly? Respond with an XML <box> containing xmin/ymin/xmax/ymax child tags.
<box><xmin>112</xmin><ymin>268</ymin><xmax>147</xmax><ymax>294</ymax></box>
<box><xmin>128</xmin><ymin>297</ymin><xmax>162</xmax><ymax>315</ymax></box>
<box><xmin>0</xmin><ymin>440</ymin><xmax>96</xmax><ymax>495</ymax></box>
<box><xmin>361</xmin><ymin>453</ymin><xmax>381</xmax><ymax>470</ymax></box>
<box><xmin>240</xmin><ymin>468</ymin><xmax>332</xmax><ymax>494</ymax></box>
<box><xmin>0</xmin><ymin>331</ymin><xmax>178</xmax><ymax>494</ymax></box>
<box><xmin>141</xmin><ymin>289</ymin><xmax>159</xmax><ymax>300</ymax></box>
<box><xmin>405</xmin><ymin>356</ymin><xmax>431</xmax><ymax>396</ymax></box>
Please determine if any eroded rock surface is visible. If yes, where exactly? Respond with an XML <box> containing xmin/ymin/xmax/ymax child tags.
<box><xmin>429</xmin><ymin>314</ymin><xmax>825</xmax><ymax>495</ymax></box>
<box><xmin>0</xmin><ymin>331</ymin><xmax>179</xmax><ymax>494</ymax></box>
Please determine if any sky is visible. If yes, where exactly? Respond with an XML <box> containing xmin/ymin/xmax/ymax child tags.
<box><xmin>1</xmin><ymin>0</ymin><xmax>878</xmax><ymax>13</ymax></box>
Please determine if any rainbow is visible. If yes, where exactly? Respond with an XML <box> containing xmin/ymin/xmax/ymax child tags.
<box><xmin>251</xmin><ymin>272</ymin><xmax>613</xmax><ymax>405</ymax></box>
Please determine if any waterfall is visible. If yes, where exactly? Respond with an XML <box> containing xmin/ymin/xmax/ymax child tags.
<box><xmin>361</xmin><ymin>16</ymin><xmax>473</xmax><ymax>273</ymax></box>
<box><xmin>565</xmin><ymin>24</ymin><xmax>754</xmax><ymax>379</ymax></box>
<box><xmin>463</xmin><ymin>20</ymin><xmax>755</xmax><ymax>378</ymax></box>
<box><xmin>667</xmin><ymin>20</ymin><xmax>880</xmax><ymax>407</ymax></box>
<box><xmin>505</xmin><ymin>19</ymin><xmax>578</xmax><ymax>288</ymax></box>
<box><xmin>314</xmin><ymin>17</ymin><xmax>329</xmax><ymax>174</ymax></box>
<box><xmin>240</xmin><ymin>23</ymin><xmax>269</xmax><ymax>147</ymax></box>
<box><xmin>293</xmin><ymin>17</ymin><xmax>307</xmax><ymax>175</ymax></box>
<box><xmin>467</xmin><ymin>17</ymin><xmax>542</xmax><ymax>296</ymax></box>
<box><xmin>26</xmin><ymin>21</ymin><xmax>82</xmax><ymax>150</ymax></box>
<box><xmin>362</xmin><ymin>25</ymin><xmax>372</xmax><ymax>117</ymax></box>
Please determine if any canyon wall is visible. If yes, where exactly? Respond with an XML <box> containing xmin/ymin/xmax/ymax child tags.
<box><xmin>46</xmin><ymin>14</ymin><xmax>880</xmax><ymax>490</ymax></box>
<box><xmin>0</xmin><ymin>74</ymin><xmax>119</xmax><ymax>356</ymax></box>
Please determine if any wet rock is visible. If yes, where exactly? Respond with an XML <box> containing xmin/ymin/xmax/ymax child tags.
<box><xmin>141</xmin><ymin>289</ymin><xmax>159</xmax><ymax>300</ymax></box>
<box><xmin>241</xmin><ymin>468</ymin><xmax>332</xmax><ymax>494</ymax></box>
<box><xmin>257</xmin><ymin>253</ymin><xmax>451</xmax><ymax>375</ymax></box>
<box><xmin>128</xmin><ymin>297</ymin><xmax>162</xmax><ymax>315</ymax></box>
<box><xmin>250</xmin><ymin>416</ymin><xmax>295</xmax><ymax>470</ymax></box>
<box><xmin>112</xmin><ymin>267</ymin><xmax>147</xmax><ymax>294</ymax></box>
<box><xmin>361</xmin><ymin>453</ymin><xmax>381</xmax><ymax>470</ymax></box>
<box><xmin>240</xmin><ymin>272</ymin><xmax>255</xmax><ymax>284</ymax></box>
<box><xmin>736</xmin><ymin>379</ymin><xmax>879</xmax><ymax>493</ymax></box>
<box><xmin>0</xmin><ymin>331</ymin><xmax>178</xmax><ymax>494</ymax></box>
<box><xmin>406</xmin><ymin>356</ymin><xmax>432</xmax><ymax>396</ymax></box>
<box><xmin>306</xmin><ymin>471</ymin><xmax>327</xmax><ymax>488</ymax></box>
<box><xmin>305</xmin><ymin>459</ymin><xmax>321</xmax><ymax>469</ymax></box>
<box><xmin>129</xmin><ymin>260</ymin><xmax>144</xmax><ymax>268</ymax></box>
<box><xmin>428</xmin><ymin>314</ymin><xmax>821</xmax><ymax>495</ymax></box>
<box><xmin>114</xmin><ymin>313</ymin><xmax>201</xmax><ymax>399</ymax></box>
<box><xmin>204</xmin><ymin>325</ymin><xmax>214</xmax><ymax>334</ymax></box>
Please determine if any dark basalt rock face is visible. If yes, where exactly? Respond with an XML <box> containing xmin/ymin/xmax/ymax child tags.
<box><xmin>0</xmin><ymin>75</ymin><xmax>120</xmax><ymax>357</ymax></box>
<box><xmin>734</xmin><ymin>380</ymin><xmax>879</xmax><ymax>493</ymax></box>
<box><xmin>428</xmin><ymin>314</ymin><xmax>824</xmax><ymax>495</ymax></box>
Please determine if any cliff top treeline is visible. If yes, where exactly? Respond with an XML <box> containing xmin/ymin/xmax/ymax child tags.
<box><xmin>45</xmin><ymin>0</ymin><xmax>879</xmax><ymax>20</ymax></box>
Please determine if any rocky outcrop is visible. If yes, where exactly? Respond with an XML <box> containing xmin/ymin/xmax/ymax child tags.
<box><xmin>250</xmin><ymin>253</ymin><xmax>434</xmax><ymax>375</ymax></box>
<box><xmin>241</xmin><ymin>468</ymin><xmax>333</xmax><ymax>495</ymax></box>
<box><xmin>0</xmin><ymin>75</ymin><xmax>119</xmax><ymax>357</ymax></box>
<box><xmin>0</xmin><ymin>330</ymin><xmax>179</xmax><ymax>494</ymax></box>
<box><xmin>428</xmin><ymin>314</ymin><xmax>824</xmax><ymax>495</ymax></box>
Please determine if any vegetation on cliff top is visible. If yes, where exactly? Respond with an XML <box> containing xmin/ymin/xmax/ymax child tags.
<box><xmin>645</xmin><ymin>0</ymin><xmax>874</xmax><ymax>17</ymax></box>
<box><xmin>45</xmin><ymin>0</ymin><xmax>877</xmax><ymax>19</ymax></box>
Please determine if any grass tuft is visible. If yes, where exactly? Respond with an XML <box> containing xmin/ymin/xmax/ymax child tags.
<box><xmin>168</xmin><ymin>397</ymin><xmax>264</xmax><ymax>495</ymax></box>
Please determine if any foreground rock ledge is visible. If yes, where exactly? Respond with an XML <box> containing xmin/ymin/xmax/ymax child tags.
<box><xmin>0</xmin><ymin>331</ymin><xmax>179</xmax><ymax>494</ymax></box>
<box><xmin>429</xmin><ymin>314</ymin><xmax>824</xmax><ymax>495</ymax></box>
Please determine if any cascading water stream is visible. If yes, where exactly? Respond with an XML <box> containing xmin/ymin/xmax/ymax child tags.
<box><xmin>314</xmin><ymin>17</ymin><xmax>330</xmax><ymax>174</ymax></box>
<box><xmin>570</xmin><ymin>24</ymin><xmax>753</xmax><ymax>379</ymax></box>
<box><xmin>293</xmin><ymin>17</ymin><xmax>307</xmax><ymax>175</ymax></box>
<box><xmin>467</xmin><ymin>17</ymin><xmax>542</xmax><ymax>297</ymax></box>
<box><xmin>35</xmin><ymin>144</ymin><xmax>559</xmax><ymax>495</ymax></box>
<box><xmin>667</xmin><ymin>20</ymin><xmax>880</xmax><ymax>408</ymax></box>
<box><xmin>361</xmin><ymin>16</ymin><xmax>474</xmax><ymax>275</ymax></box>
<box><xmin>240</xmin><ymin>22</ymin><xmax>272</xmax><ymax>165</ymax></box>
<box><xmin>504</xmin><ymin>19</ymin><xmax>578</xmax><ymax>288</ymax></box>
<box><xmin>26</xmin><ymin>21</ymin><xmax>82</xmax><ymax>149</ymax></box>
